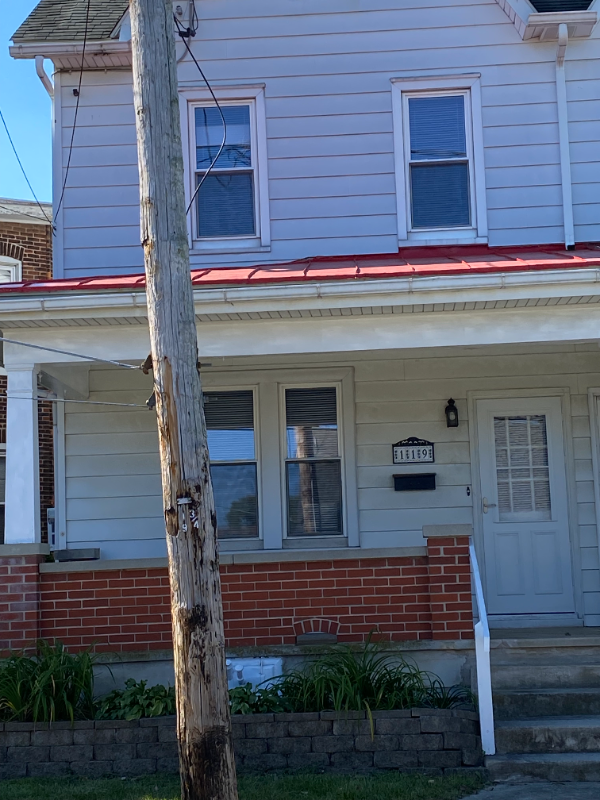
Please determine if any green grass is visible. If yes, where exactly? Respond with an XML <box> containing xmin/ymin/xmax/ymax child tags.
<box><xmin>0</xmin><ymin>773</ymin><xmax>486</xmax><ymax>800</ymax></box>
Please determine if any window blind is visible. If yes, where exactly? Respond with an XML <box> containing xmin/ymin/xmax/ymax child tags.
<box><xmin>494</xmin><ymin>415</ymin><xmax>551</xmax><ymax>521</ymax></box>
<box><xmin>285</xmin><ymin>387</ymin><xmax>342</xmax><ymax>536</ymax></box>
<box><xmin>204</xmin><ymin>390</ymin><xmax>255</xmax><ymax>462</ymax></box>
<box><xmin>196</xmin><ymin>173</ymin><xmax>255</xmax><ymax>238</ymax></box>
<box><xmin>408</xmin><ymin>94</ymin><xmax>471</xmax><ymax>229</ymax></box>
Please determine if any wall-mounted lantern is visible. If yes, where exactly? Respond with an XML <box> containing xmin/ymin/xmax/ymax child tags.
<box><xmin>445</xmin><ymin>398</ymin><xmax>459</xmax><ymax>428</ymax></box>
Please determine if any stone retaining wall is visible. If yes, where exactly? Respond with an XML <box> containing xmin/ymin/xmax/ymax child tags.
<box><xmin>0</xmin><ymin>708</ymin><xmax>483</xmax><ymax>779</ymax></box>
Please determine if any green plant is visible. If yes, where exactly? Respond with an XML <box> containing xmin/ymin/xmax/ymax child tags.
<box><xmin>96</xmin><ymin>678</ymin><xmax>176</xmax><ymax>720</ymax></box>
<box><xmin>266</xmin><ymin>638</ymin><xmax>474</xmax><ymax>715</ymax></box>
<box><xmin>229</xmin><ymin>682</ymin><xmax>292</xmax><ymax>715</ymax></box>
<box><xmin>0</xmin><ymin>640</ymin><xmax>95</xmax><ymax>723</ymax></box>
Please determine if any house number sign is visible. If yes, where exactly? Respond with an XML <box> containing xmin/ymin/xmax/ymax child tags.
<box><xmin>393</xmin><ymin>437</ymin><xmax>435</xmax><ymax>464</ymax></box>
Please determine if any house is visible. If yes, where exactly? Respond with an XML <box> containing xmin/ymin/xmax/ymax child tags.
<box><xmin>2</xmin><ymin>0</ymin><xmax>600</xmax><ymax>776</ymax></box>
<box><xmin>0</xmin><ymin>198</ymin><xmax>53</xmax><ymax>544</ymax></box>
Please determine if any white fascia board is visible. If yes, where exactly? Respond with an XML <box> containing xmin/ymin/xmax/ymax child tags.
<box><xmin>9</xmin><ymin>39</ymin><xmax>131</xmax><ymax>61</ymax></box>
<box><xmin>1</xmin><ymin>267</ymin><xmax>600</xmax><ymax>323</ymax></box>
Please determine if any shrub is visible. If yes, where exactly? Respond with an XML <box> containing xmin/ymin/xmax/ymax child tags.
<box><xmin>0</xmin><ymin>640</ymin><xmax>95</xmax><ymax>723</ymax></box>
<box><xmin>96</xmin><ymin>678</ymin><xmax>176</xmax><ymax>720</ymax></box>
<box><xmin>229</xmin><ymin>682</ymin><xmax>292</xmax><ymax>715</ymax></box>
<box><xmin>238</xmin><ymin>639</ymin><xmax>475</xmax><ymax>715</ymax></box>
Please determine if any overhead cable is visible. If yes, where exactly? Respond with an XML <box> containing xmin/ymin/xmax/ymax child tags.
<box><xmin>173</xmin><ymin>14</ymin><xmax>227</xmax><ymax>215</ymax></box>
<box><xmin>0</xmin><ymin>336</ymin><xmax>141</xmax><ymax>370</ymax></box>
<box><xmin>3</xmin><ymin>393</ymin><xmax>148</xmax><ymax>409</ymax></box>
<box><xmin>0</xmin><ymin>108</ymin><xmax>53</xmax><ymax>226</ymax></box>
<box><xmin>54</xmin><ymin>0</ymin><xmax>91</xmax><ymax>224</ymax></box>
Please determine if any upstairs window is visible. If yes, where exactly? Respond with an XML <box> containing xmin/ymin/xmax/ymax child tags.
<box><xmin>391</xmin><ymin>76</ymin><xmax>487</xmax><ymax>244</ymax></box>
<box><xmin>0</xmin><ymin>255</ymin><xmax>22</xmax><ymax>283</ymax></box>
<box><xmin>284</xmin><ymin>387</ymin><xmax>343</xmax><ymax>538</ymax></box>
<box><xmin>529</xmin><ymin>2</ymin><xmax>592</xmax><ymax>11</ymax></box>
<box><xmin>194</xmin><ymin>105</ymin><xmax>255</xmax><ymax>239</ymax></box>
<box><xmin>182</xmin><ymin>86</ymin><xmax>271</xmax><ymax>251</ymax></box>
<box><xmin>407</xmin><ymin>94</ymin><xmax>471</xmax><ymax>230</ymax></box>
<box><xmin>204</xmin><ymin>390</ymin><xmax>258</xmax><ymax>539</ymax></box>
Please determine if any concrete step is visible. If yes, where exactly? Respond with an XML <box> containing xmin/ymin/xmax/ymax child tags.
<box><xmin>494</xmin><ymin>688</ymin><xmax>600</xmax><ymax>719</ymax></box>
<box><xmin>486</xmin><ymin>752</ymin><xmax>600</xmax><ymax>782</ymax></box>
<box><xmin>492</xmin><ymin>664</ymin><xmax>600</xmax><ymax>690</ymax></box>
<box><xmin>496</xmin><ymin>716</ymin><xmax>600</xmax><ymax>754</ymax></box>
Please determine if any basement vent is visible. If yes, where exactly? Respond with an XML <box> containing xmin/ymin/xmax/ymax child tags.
<box><xmin>529</xmin><ymin>1</ymin><xmax>593</xmax><ymax>11</ymax></box>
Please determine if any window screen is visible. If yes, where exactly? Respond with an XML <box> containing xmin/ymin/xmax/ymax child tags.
<box><xmin>408</xmin><ymin>95</ymin><xmax>471</xmax><ymax>229</ymax></box>
<box><xmin>494</xmin><ymin>416</ymin><xmax>551</xmax><ymax>522</ymax></box>
<box><xmin>285</xmin><ymin>387</ymin><xmax>342</xmax><ymax>537</ymax></box>
<box><xmin>204</xmin><ymin>391</ymin><xmax>258</xmax><ymax>539</ymax></box>
<box><xmin>195</xmin><ymin>105</ymin><xmax>255</xmax><ymax>238</ymax></box>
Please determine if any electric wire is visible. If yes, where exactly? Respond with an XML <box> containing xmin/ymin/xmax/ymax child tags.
<box><xmin>0</xmin><ymin>336</ymin><xmax>141</xmax><ymax>370</ymax></box>
<box><xmin>173</xmin><ymin>14</ymin><xmax>227</xmax><ymax>215</ymax></box>
<box><xmin>0</xmin><ymin>108</ymin><xmax>53</xmax><ymax>226</ymax></box>
<box><xmin>53</xmin><ymin>0</ymin><xmax>91</xmax><ymax>224</ymax></box>
<box><xmin>2</xmin><ymin>394</ymin><xmax>148</xmax><ymax>409</ymax></box>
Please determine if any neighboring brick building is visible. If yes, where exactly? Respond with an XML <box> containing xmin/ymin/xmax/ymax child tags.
<box><xmin>0</xmin><ymin>198</ymin><xmax>53</xmax><ymax>543</ymax></box>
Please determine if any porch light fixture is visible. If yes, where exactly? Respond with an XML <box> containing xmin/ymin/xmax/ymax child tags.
<box><xmin>445</xmin><ymin>398</ymin><xmax>459</xmax><ymax>428</ymax></box>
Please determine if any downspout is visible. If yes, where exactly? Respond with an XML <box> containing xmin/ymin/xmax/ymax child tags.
<box><xmin>555</xmin><ymin>23</ymin><xmax>575</xmax><ymax>249</ymax></box>
<box><xmin>35</xmin><ymin>55</ymin><xmax>53</xmax><ymax>98</ymax></box>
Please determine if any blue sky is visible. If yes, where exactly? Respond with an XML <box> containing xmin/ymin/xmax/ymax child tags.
<box><xmin>1</xmin><ymin>1</ymin><xmax>52</xmax><ymax>202</ymax></box>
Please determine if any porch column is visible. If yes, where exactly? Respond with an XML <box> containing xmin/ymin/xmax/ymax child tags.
<box><xmin>4</xmin><ymin>364</ymin><xmax>41</xmax><ymax>544</ymax></box>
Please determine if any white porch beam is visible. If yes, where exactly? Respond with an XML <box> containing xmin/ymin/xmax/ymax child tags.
<box><xmin>4</xmin><ymin>365</ymin><xmax>41</xmax><ymax>544</ymax></box>
<box><xmin>3</xmin><ymin>303</ymin><xmax>600</xmax><ymax>364</ymax></box>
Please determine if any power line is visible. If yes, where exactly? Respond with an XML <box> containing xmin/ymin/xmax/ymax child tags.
<box><xmin>174</xmin><ymin>15</ymin><xmax>227</xmax><ymax>215</ymax></box>
<box><xmin>0</xmin><ymin>108</ymin><xmax>53</xmax><ymax>226</ymax></box>
<box><xmin>53</xmin><ymin>0</ymin><xmax>91</xmax><ymax>224</ymax></box>
<box><xmin>0</xmin><ymin>336</ymin><xmax>142</xmax><ymax>370</ymax></box>
<box><xmin>2</xmin><ymin>393</ymin><xmax>149</xmax><ymax>409</ymax></box>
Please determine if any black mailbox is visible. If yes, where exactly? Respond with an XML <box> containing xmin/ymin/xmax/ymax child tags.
<box><xmin>393</xmin><ymin>473</ymin><xmax>436</xmax><ymax>492</ymax></box>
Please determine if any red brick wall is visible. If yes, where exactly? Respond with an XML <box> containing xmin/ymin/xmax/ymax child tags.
<box><xmin>35</xmin><ymin>543</ymin><xmax>473</xmax><ymax>653</ymax></box>
<box><xmin>0</xmin><ymin>552</ymin><xmax>46</xmax><ymax>652</ymax></box>
<box><xmin>0</xmin><ymin>221</ymin><xmax>52</xmax><ymax>282</ymax></box>
<box><xmin>0</xmin><ymin>219</ymin><xmax>54</xmax><ymax>544</ymax></box>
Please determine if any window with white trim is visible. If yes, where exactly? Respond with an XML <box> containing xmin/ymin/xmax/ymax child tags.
<box><xmin>284</xmin><ymin>387</ymin><xmax>343</xmax><ymax>538</ymax></box>
<box><xmin>182</xmin><ymin>86</ymin><xmax>271</xmax><ymax>251</ymax></box>
<box><xmin>0</xmin><ymin>255</ymin><xmax>22</xmax><ymax>283</ymax></box>
<box><xmin>204</xmin><ymin>390</ymin><xmax>259</xmax><ymax>539</ymax></box>
<box><xmin>391</xmin><ymin>76</ymin><xmax>487</xmax><ymax>244</ymax></box>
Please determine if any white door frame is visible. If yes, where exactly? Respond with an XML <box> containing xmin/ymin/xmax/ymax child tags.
<box><xmin>468</xmin><ymin>387</ymin><xmax>583</xmax><ymax>624</ymax></box>
<box><xmin>586</xmin><ymin>389</ymin><xmax>600</xmax><ymax>560</ymax></box>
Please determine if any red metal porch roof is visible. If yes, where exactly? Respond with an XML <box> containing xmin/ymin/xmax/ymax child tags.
<box><xmin>1</xmin><ymin>244</ymin><xmax>600</xmax><ymax>296</ymax></box>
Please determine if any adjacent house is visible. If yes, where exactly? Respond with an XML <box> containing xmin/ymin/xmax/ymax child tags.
<box><xmin>2</xmin><ymin>0</ymin><xmax>600</xmax><ymax>775</ymax></box>
<box><xmin>0</xmin><ymin>198</ymin><xmax>53</xmax><ymax>544</ymax></box>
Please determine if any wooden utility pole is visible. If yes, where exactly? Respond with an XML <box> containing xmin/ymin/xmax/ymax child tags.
<box><xmin>129</xmin><ymin>2</ymin><xmax>238</xmax><ymax>799</ymax></box>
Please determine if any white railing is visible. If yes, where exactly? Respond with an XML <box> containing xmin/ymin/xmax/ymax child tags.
<box><xmin>469</xmin><ymin>539</ymin><xmax>495</xmax><ymax>755</ymax></box>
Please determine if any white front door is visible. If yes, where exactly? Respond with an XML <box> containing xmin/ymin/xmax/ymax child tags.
<box><xmin>476</xmin><ymin>397</ymin><xmax>574</xmax><ymax>616</ymax></box>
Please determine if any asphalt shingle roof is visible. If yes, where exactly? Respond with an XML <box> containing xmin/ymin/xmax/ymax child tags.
<box><xmin>12</xmin><ymin>0</ymin><xmax>129</xmax><ymax>44</ymax></box>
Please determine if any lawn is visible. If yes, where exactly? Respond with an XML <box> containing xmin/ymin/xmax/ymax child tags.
<box><xmin>0</xmin><ymin>773</ymin><xmax>487</xmax><ymax>800</ymax></box>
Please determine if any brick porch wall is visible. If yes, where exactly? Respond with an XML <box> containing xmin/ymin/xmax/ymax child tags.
<box><xmin>0</xmin><ymin>551</ymin><xmax>46</xmax><ymax>652</ymax></box>
<box><xmin>25</xmin><ymin>536</ymin><xmax>473</xmax><ymax>654</ymax></box>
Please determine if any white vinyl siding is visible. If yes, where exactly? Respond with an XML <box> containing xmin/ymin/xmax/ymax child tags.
<box><xmin>55</xmin><ymin>3</ymin><xmax>600</xmax><ymax>277</ymax></box>
<box><xmin>62</xmin><ymin>342</ymin><xmax>600</xmax><ymax>624</ymax></box>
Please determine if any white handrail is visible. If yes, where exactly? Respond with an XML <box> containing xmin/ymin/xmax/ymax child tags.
<box><xmin>469</xmin><ymin>539</ymin><xmax>495</xmax><ymax>755</ymax></box>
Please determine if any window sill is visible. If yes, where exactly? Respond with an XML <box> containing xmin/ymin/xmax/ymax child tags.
<box><xmin>400</xmin><ymin>231</ymin><xmax>487</xmax><ymax>247</ymax></box>
<box><xmin>191</xmin><ymin>241</ymin><xmax>271</xmax><ymax>256</ymax></box>
<box><xmin>283</xmin><ymin>536</ymin><xmax>348</xmax><ymax>550</ymax></box>
<box><xmin>218</xmin><ymin>538</ymin><xmax>263</xmax><ymax>552</ymax></box>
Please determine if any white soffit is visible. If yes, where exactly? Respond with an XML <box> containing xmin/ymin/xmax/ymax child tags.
<box><xmin>495</xmin><ymin>0</ymin><xmax>597</xmax><ymax>39</ymax></box>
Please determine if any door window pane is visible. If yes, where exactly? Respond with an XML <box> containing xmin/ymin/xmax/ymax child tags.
<box><xmin>285</xmin><ymin>387</ymin><xmax>343</xmax><ymax>537</ymax></box>
<box><xmin>204</xmin><ymin>391</ymin><xmax>258</xmax><ymax>538</ymax></box>
<box><xmin>494</xmin><ymin>415</ymin><xmax>551</xmax><ymax>521</ymax></box>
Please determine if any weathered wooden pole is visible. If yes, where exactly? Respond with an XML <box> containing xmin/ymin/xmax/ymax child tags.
<box><xmin>129</xmin><ymin>2</ymin><xmax>238</xmax><ymax>799</ymax></box>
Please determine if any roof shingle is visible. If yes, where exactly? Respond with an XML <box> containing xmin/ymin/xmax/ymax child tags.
<box><xmin>12</xmin><ymin>0</ymin><xmax>128</xmax><ymax>44</ymax></box>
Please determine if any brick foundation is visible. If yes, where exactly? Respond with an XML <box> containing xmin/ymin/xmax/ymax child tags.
<box><xmin>14</xmin><ymin>535</ymin><xmax>475</xmax><ymax>655</ymax></box>
<box><xmin>0</xmin><ymin>548</ymin><xmax>47</xmax><ymax>652</ymax></box>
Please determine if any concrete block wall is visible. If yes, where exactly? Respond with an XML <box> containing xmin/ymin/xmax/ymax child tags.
<box><xmin>0</xmin><ymin>709</ymin><xmax>483</xmax><ymax>779</ymax></box>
